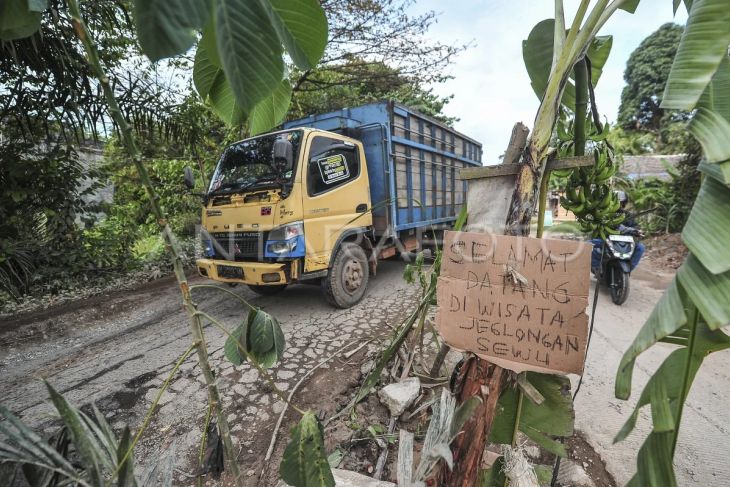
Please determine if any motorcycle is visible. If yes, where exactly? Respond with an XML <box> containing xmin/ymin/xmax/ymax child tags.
<box><xmin>593</xmin><ymin>229</ymin><xmax>642</xmax><ymax>305</ymax></box>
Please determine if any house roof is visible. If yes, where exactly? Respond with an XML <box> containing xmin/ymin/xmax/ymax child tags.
<box><xmin>621</xmin><ymin>154</ymin><xmax>684</xmax><ymax>180</ymax></box>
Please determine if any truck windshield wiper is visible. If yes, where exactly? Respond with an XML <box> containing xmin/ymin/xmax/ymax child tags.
<box><xmin>208</xmin><ymin>181</ymin><xmax>254</xmax><ymax>196</ymax></box>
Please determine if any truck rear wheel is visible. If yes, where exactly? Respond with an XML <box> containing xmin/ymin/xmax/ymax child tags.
<box><xmin>322</xmin><ymin>242</ymin><xmax>369</xmax><ymax>308</ymax></box>
<box><xmin>248</xmin><ymin>284</ymin><xmax>287</xmax><ymax>296</ymax></box>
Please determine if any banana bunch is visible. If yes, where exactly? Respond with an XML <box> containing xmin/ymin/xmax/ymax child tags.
<box><xmin>561</xmin><ymin>146</ymin><xmax>624</xmax><ymax>239</ymax></box>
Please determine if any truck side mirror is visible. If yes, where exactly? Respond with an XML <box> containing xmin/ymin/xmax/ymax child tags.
<box><xmin>273</xmin><ymin>138</ymin><xmax>293</xmax><ymax>171</ymax></box>
<box><xmin>183</xmin><ymin>166</ymin><xmax>196</xmax><ymax>190</ymax></box>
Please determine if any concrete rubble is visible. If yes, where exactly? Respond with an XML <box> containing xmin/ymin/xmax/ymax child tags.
<box><xmin>377</xmin><ymin>377</ymin><xmax>421</xmax><ymax>417</ymax></box>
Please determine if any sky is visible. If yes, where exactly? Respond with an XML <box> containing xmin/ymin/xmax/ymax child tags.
<box><xmin>409</xmin><ymin>0</ymin><xmax>688</xmax><ymax>163</ymax></box>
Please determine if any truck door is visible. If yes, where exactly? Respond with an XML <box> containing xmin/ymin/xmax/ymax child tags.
<box><xmin>301</xmin><ymin>134</ymin><xmax>371</xmax><ymax>273</ymax></box>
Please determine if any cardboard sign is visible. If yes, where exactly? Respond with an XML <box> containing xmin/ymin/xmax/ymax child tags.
<box><xmin>436</xmin><ymin>231</ymin><xmax>592</xmax><ymax>375</ymax></box>
<box><xmin>317</xmin><ymin>154</ymin><xmax>349</xmax><ymax>184</ymax></box>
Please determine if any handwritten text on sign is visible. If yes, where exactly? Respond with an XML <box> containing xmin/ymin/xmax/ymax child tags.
<box><xmin>436</xmin><ymin>231</ymin><xmax>592</xmax><ymax>375</ymax></box>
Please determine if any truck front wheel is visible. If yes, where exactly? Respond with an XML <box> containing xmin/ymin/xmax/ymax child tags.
<box><xmin>323</xmin><ymin>242</ymin><xmax>369</xmax><ymax>308</ymax></box>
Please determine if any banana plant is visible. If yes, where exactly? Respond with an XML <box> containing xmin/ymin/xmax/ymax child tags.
<box><xmin>614</xmin><ymin>1</ymin><xmax>730</xmax><ymax>485</ymax></box>
<box><xmin>505</xmin><ymin>0</ymin><xmax>639</xmax><ymax>234</ymax></box>
<box><xmin>522</xmin><ymin>12</ymin><xmax>615</xmax><ymax>238</ymax></box>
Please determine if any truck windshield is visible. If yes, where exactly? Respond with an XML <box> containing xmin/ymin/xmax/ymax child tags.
<box><xmin>208</xmin><ymin>129</ymin><xmax>303</xmax><ymax>195</ymax></box>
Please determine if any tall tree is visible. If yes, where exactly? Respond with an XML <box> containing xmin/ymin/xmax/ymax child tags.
<box><xmin>0</xmin><ymin>0</ymin><xmax>183</xmax><ymax>142</ymax></box>
<box><xmin>293</xmin><ymin>0</ymin><xmax>464</xmax><ymax>102</ymax></box>
<box><xmin>289</xmin><ymin>60</ymin><xmax>455</xmax><ymax>123</ymax></box>
<box><xmin>617</xmin><ymin>23</ymin><xmax>685</xmax><ymax>132</ymax></box>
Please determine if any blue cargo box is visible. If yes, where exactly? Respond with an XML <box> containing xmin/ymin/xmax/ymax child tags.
<box><xmin>283</xmin><ymin>101</ymin><xmax>483</xmax><ymax>235</ymax></box>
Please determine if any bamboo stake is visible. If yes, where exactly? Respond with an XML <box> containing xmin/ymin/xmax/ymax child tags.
<box><xmin>67</xmin><ymin>2</ymin><xmax>242</xmax><ymax>484</ymax></box>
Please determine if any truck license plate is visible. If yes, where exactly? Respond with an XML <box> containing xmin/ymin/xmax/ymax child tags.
<box><xmin>217</xmin><ymin>265</ymin><xmax>243</xmax><ymax>279</ymax></box>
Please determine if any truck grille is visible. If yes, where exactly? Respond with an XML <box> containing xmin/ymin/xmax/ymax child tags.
<box><xmin>210</xmin><ymin>232</ymin><xmax>265</xmax><ymax>259</ymax></box>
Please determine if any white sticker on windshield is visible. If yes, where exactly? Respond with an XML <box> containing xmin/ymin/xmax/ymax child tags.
<box><xmin>317</xmin><ymin>154</ymin><xmax>350</xmax><ymax>185</ymax></box>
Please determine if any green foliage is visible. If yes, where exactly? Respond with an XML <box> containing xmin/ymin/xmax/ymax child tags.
<box><xmin>615</xmin><ymin>2</ymin><xmax>730</xmax><ymax>484</ymax></box>
<box><xmin>224</xmin><ymin>308</ymin><xmax>286</xmax><ymax>369</ymax></box>
<box><xmin>105</xmin><ymin>156</ymin><xmax>202</xmax><ymax>237</ymax></box>
<box><xmin>0</xmin><ymin>142</ymin><xmax>102</xmax><ymax>299</ymax></box>
<box><xmin>489</xmin><ymin>373</ymin><xmax>574</xmax><ymax>458</ymax></box>
<box><xmin>0</xmin><ymin>0</ymin><xmax>43</xmax><ymax>40</ymax></box>
<box><xmin>522</xmin><ymin>18</ymin><xmax>613</xmax><ymax>112</ymax></box>
<box><xmin>558</xmin><ymin>123</ymin><xmax>623</xmax><ymax>239</ymax></box>
<box><xmin>189</xmin><ymin>0</ymin><xmax>327</xmax><ymax>129</ymax></box>
<box><xmin>1</xmin><ymin>1</ymin><xmax>183</xmax><ymax>142</ymax></box>
<box><xmin>289</xmin><ymin>61</ymin><xmax>457</xmax><ymax>125</ymax></box>
<box><xmin>0</xmin><ymin>382</ymin><xmax>175</xmax><ymax>487</ymax></box>
<box><xmin>615</xmin><ymin>139</ymin><xmax>702</xmax><ymax>235</ymax></box>
<box><xmin>134</xmin><ymin>0</ymin><xmax>211</xmax><ymax>62</ymax></box>
<box><xmin>280</xmin><ymin>411</ymin><xmax>335</xmax><ymax>487</ymax></box>
<box><xmin>614</xmin><ymin>23</ymin><xmax>693</xmax><ymax>155</ymax></box>
<box><xmin>618</xmin><ymin>23</ymin><xmax>685</xmax><ymax>131</ymax></box>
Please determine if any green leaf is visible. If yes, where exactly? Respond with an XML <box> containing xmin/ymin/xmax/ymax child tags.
<box><xmin>522</xmin><ymin>19</ymin><xmax>612</xmax><ymax>111</ymax></box>
<box><xmin>698</xmin><ymin>159</ymin><xmax>730</xmax><ymax>184</ymax></box>
<box><xmin>615</xmin><ymin>280</ymin><xmax>687</xmax><ymax>400</ymax></box>
<box><xmin>134</xmin><ymin>0</ymin><xmax>211</xmax><ymax>62</ymax></box>
<box><xmin>489</xmin><ymin>386</ymin><xmax>518</xmax><ymax>445</ymax></box>
<box><xmin>45</xmin><ymin>382</ymin><xmax>104</xmax><ymax>485</ymax></box>
<box><xmin>520</xmin><ymin>373</ymin><xmax>573</xmax><ymax>437</ymax></box>
<box><xmin>682</xmin><ymin>176</ymin><xmax>730</xmax><ymax>274</ymax></box>
<box><xmin>649</xmin><ymin>379</ymin><xmax>674</xmax><ymax>433</ymax></box>
<box><xmin>489</xmin><ymin>373</ymin><xmax>574</xmax><ymax>446</ymax></box>
<box><xmin>249</xmin><ymin>79</ymin><xmax>292</xmax><ymax>135</ymax></box>
<box><xmin>688</xmin><ymin>108</ymin><xmax>730</xmax><ymax>163</ymax></box>
<box><xmin>280</xmin><ymin>411</ymin><xmax>335</xmax><ymax>487</ymax></box>
<box><xmin>677</xmin><ymin>255</ymin><xmax>730</xmax><ymax>329</ymax></box>
<box><xmin>661</xmin><ymin>0</ymin><xmax>730</xmax><ymax>110</ymax></box>
<box><xmin>674</xmin><ymin>0</ymin><xmax>695</xmax><ymax>14</ymax></box>
<box><xmin>634</xmin><ymin>432</ymin><xmax>678</xmax><ymax>487</ymax></box>
<box><xmin>224</xmin><ymin>320</ymin><xmax>247</xmax><ymax>366</ymax></box>
<box><xmin>620</xmin><ymin>0</ymin><xmax>640</xmax><ymax>12</ymax></box>
<box><xmin>703</xmin><ymin>55</ymin><xmax>730</xmax><ymax>121</ymax></box>
<box><xmin>0</xmin><ymin>406</ymin><xmax>78</xmax><ymax>482</ymax></box>
<box><xmin>215</xmin><ymin>0</ymin><xmax>284</xmax><ymax>114</ymax></box>
<box><xmin>225</xmin><ymin>309</ymin><xmax>284</xmax><ymax>369</ymax></box>
<box><xmin>522</xmin><ymin>426</ymin><xmax>567</xmax><ymax>457</ymax></box>
<box><xmin>524</xmin><ymin>20</ymin><xmax>573</xmax><ymax>107</ymax></box>
<box><xmin>615</xmin><ymin>321</ymin><xmax>730</xmax><ymax>444</ymax></box>
<box><xmin>0</xmin><ymin>0</ymin><xmax>41</xmax><ymax>40</ymax></box>
<box><xmin>208</xmin><ymin>69</ymin><xmax>248</xmax><ymax>126</ymax></box>
<box><xmin>265</xmin><ymin>0</ymin><xmax>328</xmax><ymax>70</ymax></box>
<box><xmin>116</xmin><ymin>427</ymin><xmax>135</xmax><ymax>487</ymax></box>
<box><xmin>193</xmin><ymin>37</ymin><xmax>246</xmax><ymax>125</ymax></box>
<box><xmin>248</xmin><ymin>309</ymin><xmax>275</xmax><ymax>354</ymax></box>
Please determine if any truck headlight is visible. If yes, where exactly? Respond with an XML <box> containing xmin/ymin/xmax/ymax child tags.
<box><xmin>268</xmin><ymin>221</ymin><xmax>303</xmax><ymax>241</ymax></box>
<box><xmin>265</xmin><ymin>221</ymin><xmax>305</xmax><ymax>257</ymax></box>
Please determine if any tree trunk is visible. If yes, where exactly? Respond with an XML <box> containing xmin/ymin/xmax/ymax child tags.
<box><xmin>435</xmin><ymin>357</ymin><xmax>505</xmax><ymax>486</ymax></box>
<box><xmin>574</xmin><ymin>57</ymin><xmax>588</xmax><ymax>157</ymax></box>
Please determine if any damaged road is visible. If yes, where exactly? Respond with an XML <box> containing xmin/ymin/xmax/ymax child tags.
<box><xmin>1</xmin><ymin>258</ymin><xmax>728</xmax><ymax>485</ymax></box>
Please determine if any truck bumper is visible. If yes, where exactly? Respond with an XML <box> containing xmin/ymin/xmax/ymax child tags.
<box><xmin>196</xmin><ymin>259</ymin><xmax>298</xmax><ymax>286</ymax></box>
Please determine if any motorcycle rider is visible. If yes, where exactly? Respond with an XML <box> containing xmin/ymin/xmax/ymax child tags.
<box><xmin>591</xmin><ymin>191</ymin><xmax>645</xmax><ymax>273</ymax></box>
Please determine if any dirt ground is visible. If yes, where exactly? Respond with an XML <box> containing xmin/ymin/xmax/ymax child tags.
<box><xmin>1</xmin><ymin>242</ymin><xmax>728</xmax><ymax>485</ymax></box>
<box><xmin>643</xmin><ymin>233</ymin><xmax>688</xmax><ymax>271</ymax></box>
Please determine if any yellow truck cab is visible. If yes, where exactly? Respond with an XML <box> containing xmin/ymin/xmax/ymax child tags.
<box><xmin>193</xmin><ymin>101</ymin><xmax>482</xmax><ymax>308</ymax></box>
